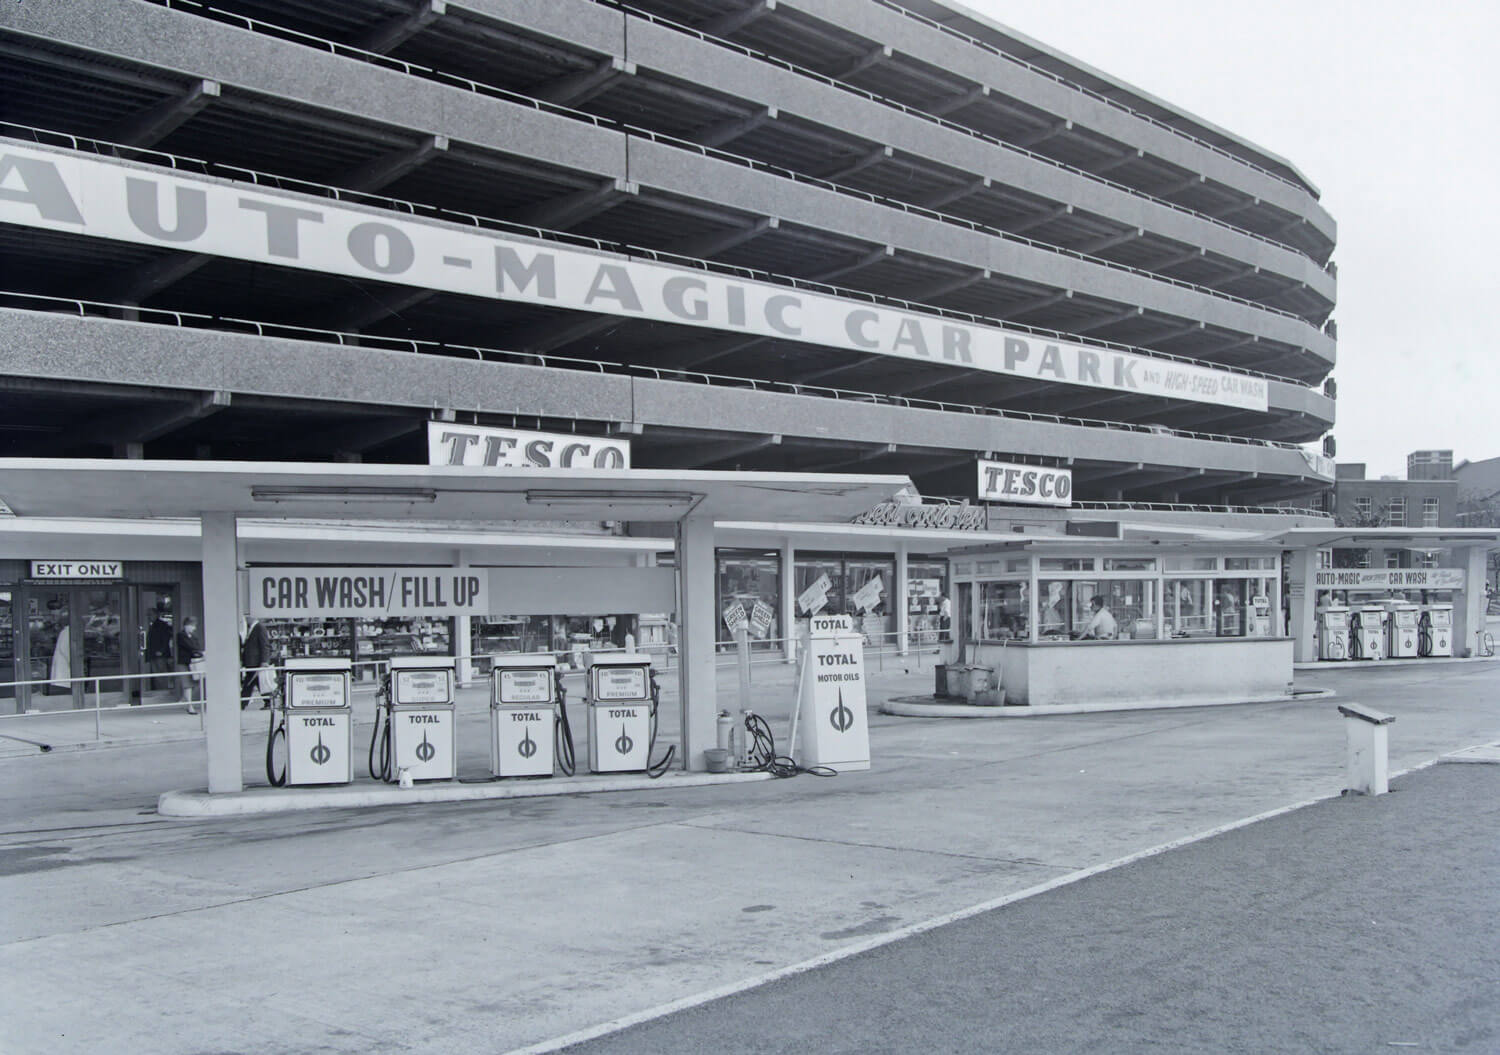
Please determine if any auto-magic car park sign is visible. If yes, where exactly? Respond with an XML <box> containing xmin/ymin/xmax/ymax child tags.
<box><xmin>977</xmin><ymin>459</ymin><xmax>1072</xmax><ymax>507</ymax></box>
<box><xmin>0</xmin><ymin>140</ymin><xmax>1266</xmax><ymax>413</ymax></box>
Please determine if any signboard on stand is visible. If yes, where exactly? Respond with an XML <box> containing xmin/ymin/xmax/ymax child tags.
<box><xmin>796</xmin><ymin>614</ymin><xmax>870</xmax><ymax>772</ymax></box>
<box><xmin>850</xmin><ymin>575</ymin><xmax>884</xmax><ymax>613</ymax></box>
<box><xmin>722</xmin><ymin>602</ymin><xmax>749</xmax><ymax>636</ymax></box>
<box><xmin>749</xmin><ymin>599</ymin><xmax>774</xmax><ymax>639</ymax></box>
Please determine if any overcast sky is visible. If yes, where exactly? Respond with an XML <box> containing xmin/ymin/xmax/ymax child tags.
<box><xmin>959</xmin><ymin>0</ymin><xmax>1500</xmax><ymax>479</ymax></box>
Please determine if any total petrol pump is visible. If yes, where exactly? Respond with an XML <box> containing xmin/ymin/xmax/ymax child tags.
<box><xmin>370</xmin><ymin>657</ymin><xmax>456</xmax><ymax>783</ymax></box>
<box><xmin>1316</xmin><ymin>603</ymin><xmax>1350</xmax><ymax>661</ymax></box>
<box><xmin>489</xmin><ymin>653</ymin><xmax>575</xmax><ymax>778</ymax></box>
<box><xmin>267</xmin><ymin>657</ymin><xmax>353</xmax><ymax>786</ymax></box>
<box><xmin>1349</xmin><ymin>604</ymin><xmax>1385</xmax><ymax>661</ymax></box>
<box><xmin>1383</xmin><ymin>601</ymin><xmax>1419</xmax><ymax>659</ymax></box>
<box><xmin>584</xmin><ymin>653</ymin><xmax>673</xmax><ymax>777</ymax></box>
<box><xmin>1247</xmin><ymin>594</ymin><xmax>1273</xmax><ymax>637</ymax></box>
<box><xmin>1419</xmin><ymin>602</ymin><xmax>1453</xmax><ymax>657</ymax></box>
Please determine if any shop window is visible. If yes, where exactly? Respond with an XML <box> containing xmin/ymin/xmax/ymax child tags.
<box><xmin>845</xmin><ymin>558</ymin><xmax>894</xmax><ymax>648</ymax></box>
<box><xmin>907</xmin><ymin>560</ymin><xmax>949</xmax><ymax>646</ymax></box>
<box><xmin>1354</xmin><ymin>496</ymin><xmax>1372</xmax><ymax>518</ymax></box>
<box><xmin>1165</xmin><ymin>556</ymin><xmax>1218</xmax><ymax>571</ymax></box>
<box><xmin>1224</xmin><ymin>556</ymin><xmax>1276</xmax><ymax>570</ymax></box>
<box><xmin>1040</xmin><ymin>557</ymin><xmax>1095</xmax><ymax>571</ymax></box>
<box><xmin>717</xmin><ymin>549</ymin><xmax>781</xmax><ymax>651</ymax></box>
<box><xmin>1385</xmin><ymin>552</ymin><xmax>1402</xmax><ymax>568</ymax></box>
<box><xmin>1388</xmin><ymin>498</ymin><xmax>1406</xmax><ymax>527</ymax></box>
<box><xmin>979</xmin><ymin>581</ymin><xmax>1028</xmax><ymax>640</ymax></box>
<box><xmin>1423</xmin><ymin>497</ymin><xmax>1439</xmax><ymax>527</ymax></box>
<box><xmin>1102</xmin><ymin>558</ymin><xmax>1155</xmax><ymax>571</ymax></box>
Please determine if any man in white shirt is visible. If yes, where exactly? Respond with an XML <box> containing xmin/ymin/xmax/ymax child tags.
<box><xmin>1081</xmin><ymin>596</ymin><xmax>1118</xmax><ymax>640</ymax></box>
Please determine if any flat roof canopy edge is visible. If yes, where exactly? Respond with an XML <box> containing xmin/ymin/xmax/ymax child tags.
<box><xmin>0</xmin><ymin>459</ymin><xmax>912</xmax><ymax>524</ymax></box>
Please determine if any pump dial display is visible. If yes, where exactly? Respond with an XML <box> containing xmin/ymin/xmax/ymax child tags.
<box><xmin>594</xmin><ymin>666</ymin><xmax>648</xmax><ymax>701</ymax></box>
<box><xmin>498</xmin><ymin>669</ymin><xmax>552</xmax><ymax>704</ymax></box>
<box><xmin>395</xmin><ymin>669</ymin><xmax>453</xmax><ymax>705</ymax></box>
<box><xmin>287</xmin><ymin>672</ymin><xmax>348</xmax><ymax>708</ymax></box>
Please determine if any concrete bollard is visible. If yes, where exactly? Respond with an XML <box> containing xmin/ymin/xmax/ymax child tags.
<box><xmin>1337</xmin><ymin>703</ymin><xmax>1395</xmax><ymax>795</ymax></box>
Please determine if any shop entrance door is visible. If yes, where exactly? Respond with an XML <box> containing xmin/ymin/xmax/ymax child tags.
<box><xmin>135</xmin><ymin>586</ymin><xmax>180</xmax><ymax>702</ymax></box>
<box><xmin>16</xmin><ymin>588</ymin><xmax>129</xmax><ymax>711</ymax></box>
<box><xmin>0</xmin><ymin>589</ymin><xmax>15</xmax><ymax>714</ymax></box>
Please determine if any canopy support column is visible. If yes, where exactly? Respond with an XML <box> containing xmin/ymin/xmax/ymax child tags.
<box><xmin>201</xmin><ymin>512</ymin><xmax>243</xmax><ymax>793</ymax></box>
<box><xmin>676</xmin><ymin>513</ymin><xmax>716</xmax><ymax>771</ymax></box>
<box><xmin>1287</xmin><ymin>546</ymin><xmax>1319</xmax><ymax>663</ymax></box>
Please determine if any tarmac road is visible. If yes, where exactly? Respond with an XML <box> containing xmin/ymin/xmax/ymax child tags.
<box><xmin>562</xmin><ymin>763</ymin><xmax>1500</xmax><ymax>1055</ymax></box>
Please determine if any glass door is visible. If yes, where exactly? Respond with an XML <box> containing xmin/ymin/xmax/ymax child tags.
<box><xmin>24</xmin><ymin>591</ymin><xmax>72</xmax><ymax>712</ymax></box>
<box><xmin>80</xmin><ymin>588</ymin><xmax>128</xmax><ymax>708</ymax></box>
<box><xmin>136</xmin><ymin>586</ymin><xmax>179</xmax><ymax>702</ymax></box>
<box><xmin>0</xmin><ymin>590</ymin><xmax>15</xmax><ymax>713</ymax></box>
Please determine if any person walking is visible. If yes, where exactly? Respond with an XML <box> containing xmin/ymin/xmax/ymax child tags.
<box><xmin>175</xmin><ymin>616</ymin><xmax>204</xmax><ymax>712</ymax></box>
<box><xmin>145</xmin><ymin>608</ymin><xmax>174</xmax><ymax>692</ymax></box>
<box><xmin>240</xmin><ymin>618</ymin><xmax>272</xmax><ymax>710</ymax></box>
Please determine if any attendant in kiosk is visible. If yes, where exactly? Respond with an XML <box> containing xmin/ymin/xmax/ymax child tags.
<box><xmin>1079</xmin><ymin>596</ymin><xmax>1117</xmax><ymax>640</ymax></box>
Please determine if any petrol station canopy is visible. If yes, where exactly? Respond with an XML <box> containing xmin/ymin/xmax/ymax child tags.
<box><xmin>0</xmin><ymin>459</ymin><xmax>911</xmax><ymax>524</ymax></box>
<box><xmin>1260</xmin><ymin>527</ymin><xmax>1500</xmax><ymax>548</ymax></box>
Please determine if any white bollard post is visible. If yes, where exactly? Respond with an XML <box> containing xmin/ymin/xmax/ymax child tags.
<box><xmin>1337</xmin><ymin>703</ymin><xmax>1395</xmax><ymax>795</ymax></box>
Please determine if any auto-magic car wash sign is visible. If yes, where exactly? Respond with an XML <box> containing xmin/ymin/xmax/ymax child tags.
<box><xmin>1313</xmin><ymin>568</ymin><xmax>1466</xmax><ymax>590</ymax></box>
<box><xmin>428</xmin><ymin>423</ymin><xmax>629</xmax><ymax>468</ymax></box>
<box><xmin>0</xmin><ymin>141</ymin><xmax>1266</xmax><ymax>414</ymax></box>
<box><xmin>977</xmin><ymin>459</ymin><xmax>1072</xmax><ymax>507</ymax></box>
<box><xmin>250</xmin><ymin>567</ymin><xmax>489</xmax><ymax>618</ymax></box>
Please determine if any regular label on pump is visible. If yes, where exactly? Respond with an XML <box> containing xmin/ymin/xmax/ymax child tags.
<box><xmin>286</xmin><ymin>711</ymin><xmax>352</xmax><ymax>785</ymax></box>
<box><xmin>392</xmin><ymin>707</ymin><xmax>455</xmax><ymax>780</ymax></box>
<box><xmin>498</xmin><ymin>669</ymin><xmax>552</xmax><ymax>704</ymax></box>
<box><xmin>797</xmin><ymin>627</ymin><xmax>871</xmax><ymax>772</ymax></box>
<box><xmin>589</xmin><ymin>703</ymin><xmax>650</xmax><ymax>772</ymax></box>
<box><xmin>492</xmin><ymin>706</ymin><xmax>556</xmax><ymax>777</ymax></box>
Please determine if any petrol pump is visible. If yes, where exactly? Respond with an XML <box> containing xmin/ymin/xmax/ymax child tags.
<box><xmin>1247</xmin><ymin>595</ymin><xmax>1273</xmax><ymax>637</ymax></box>
<box><xmin>268</xmin><ymin>657</ymin><xmax>353</xmax><ymax>786</ymax></box>
<box><xmin>1350</xmin><ymin>603</ymin><xmax>1385</xmax><ymax>660</ymax></box>
<box><xmin>584</xmin><ymin>653</ymin><xmax>672</xmax><ymax>776</ymax></box>
<box><xmin>1419</xmin><ymin>602</ymin><xmax>1453</xmax><ymax>657</ymax></box>
<box><xmin>1316</xmin><ymin>603</ymin><xmax>1350</xmax><ymax>661</ymax></box>
<box><xmin>1383</xmin><ymin>601</ymin><xmax>1419</xmax><ymax>659</ymax></box>
<box><xmin>489</xmin><ymin>653</ymin><xmax>574</xmax><ymax>778</ymax></box>
<box><xmin>369</xmin><ymin>657</ymin><xmax>456</xmax><ymax>783</ymax></box>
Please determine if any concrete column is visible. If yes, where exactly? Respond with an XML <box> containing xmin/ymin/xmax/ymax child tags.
<box><xmin>454</xmin><ymin>548</ymin><xmax>474</xmax><ymax>684</ymax></box>
<box><xmin>676</xmin><ymin>514</ymin><xmax>716</xmax><ymax>772</ymax></box>
<box><xmin>780</xmin><ymin>538</ymin><xmax>796</xmax><ymax>663</ymax></box>
<box><xmin>1287</xmin><ymin>546</ymin><xmax>1320</xmax><ymax>663</ymax></box>
<box><xmin>894</xmin><ymin>544</ymin><xmax>909</xmax><ymax>654</ymax></box>
<box><xmin>200</xmin><ymin>512</ymin><xmax>242</xmax><ymax>794</ymax></box>
<box><xmin>1452</xmin><ymin>546</ymin><xmax>1490</xmax><ymax>657</ymax></box>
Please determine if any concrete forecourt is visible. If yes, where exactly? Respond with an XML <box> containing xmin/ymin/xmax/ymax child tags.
<box><xmin>1</xmin><ymin>656</ymin><xmax>1498</xmax><ymax>1053</ymax></box>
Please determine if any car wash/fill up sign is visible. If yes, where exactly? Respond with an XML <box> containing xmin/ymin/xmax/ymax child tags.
<box><xmin>250</xmin><ymin>567</ymin><xmax>489</xmax><ymax>618</ymax></box>
<box><xmin>797</xmin><ymin>614</ymin><xmax>870</xmax><ymax>772</ymax></box>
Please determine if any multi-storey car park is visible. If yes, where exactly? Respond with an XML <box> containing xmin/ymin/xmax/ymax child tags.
<box><xmin>0</xmin><ymin>0</ymin><xmax>1335</xmax><ymax>501</ymax></box>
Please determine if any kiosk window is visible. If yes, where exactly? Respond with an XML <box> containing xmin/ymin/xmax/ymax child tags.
<box><xmin>1165</xmin><ymin>580</ymin><xmax>1213</xmax><ymax>636</ymax></box>
<box><xmin>979</xmin><ymin>581</ymin><xmax>1028</xmax><ymax>640</ymax></box>
<box><xmin>1040</xmin><ymin>558</ymin><xmax>1095</xmax><ymax>571</ymax></box>
<box><xmin>1164</xmin><ymin>557</ymin><xmax>1217</xmax><ymax>571</ymax></box>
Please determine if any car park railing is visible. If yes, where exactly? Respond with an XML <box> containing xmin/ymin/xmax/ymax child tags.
<box><xmin>603</xmin><ymin>0</ymin><xmax>1331</xmax><ymax>270</ymax></box>
<box><xmin>0</xmin><ymin>289</ymin><xmax>1324</xmax><ymax>455</ymax></box>
<box><xmin>131</xmin><ymin>1</ymin><xmax>1334</xmax><ymax>326</ymax></box>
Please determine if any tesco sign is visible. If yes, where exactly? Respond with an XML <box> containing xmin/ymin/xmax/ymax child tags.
<box><xmin>977</xmin><ymin>459</ymin><xmax>1073</xmax><ymax>507</ymax></box>
<box><xmin>428</xmin><ymin>423</ymin><xmax>629</xmax><ymax>469</ymax></box>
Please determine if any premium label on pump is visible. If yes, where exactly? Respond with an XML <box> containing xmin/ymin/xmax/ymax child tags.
<box><xmin>594</xmin><ymin>666</ymin><xmax>648</xmax><ymax>702</ymax></box>
<box><xmin>287</xmin><ymin>672</ymin><xmax>348</xmax><ymax>709</ymax></box>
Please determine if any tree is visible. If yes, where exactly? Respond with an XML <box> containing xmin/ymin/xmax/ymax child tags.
<box><xmin>1332</xmin><ymin>499</ymin><xmax>1389</xmax><ymax>568</ymax></box>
